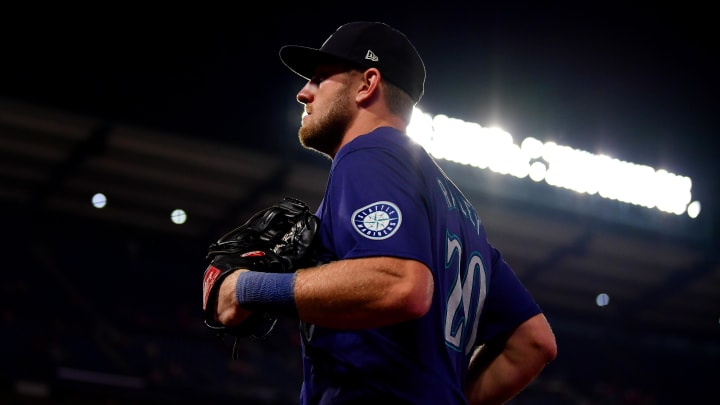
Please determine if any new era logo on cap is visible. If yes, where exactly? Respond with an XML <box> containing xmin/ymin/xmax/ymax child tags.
<box><xmin>365</xmin><ymin>50</ymin><xmax>379</xmax><ymax>62</ymax></box>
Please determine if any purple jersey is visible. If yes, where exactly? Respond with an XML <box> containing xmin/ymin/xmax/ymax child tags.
<box><xmin>300</xmin><ymin>127</ymin><xmax>541</xmax><ymax>404</ymax></box>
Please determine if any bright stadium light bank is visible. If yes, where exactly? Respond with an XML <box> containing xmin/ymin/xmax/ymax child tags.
<box><xmin>407</xmin><ymin>108</ymin><xmax>699</xmax><ymax>218</ymax></box>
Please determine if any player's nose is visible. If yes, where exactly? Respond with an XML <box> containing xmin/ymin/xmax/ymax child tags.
<box><xmin>297</xmin><ymin>82</ymin><xmax>314</xmax><ymax>105</ymax></box>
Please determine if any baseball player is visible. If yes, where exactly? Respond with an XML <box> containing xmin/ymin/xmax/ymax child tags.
<box><xmin>212</xmin><ymin>21</ymin><xmax>557</xmax><ymax>404</ymax></box>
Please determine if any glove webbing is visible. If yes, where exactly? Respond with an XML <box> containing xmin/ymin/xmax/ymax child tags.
<box><xmin>207</xmin><ymin>197</ymin><xmax>311</xmax><ymax>258</ymax></box>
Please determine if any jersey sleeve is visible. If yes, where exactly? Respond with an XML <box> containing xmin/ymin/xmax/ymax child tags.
<box><xmin>324</xmin><ymin>144</ymin><xmax>433</xmax><ymax>267</ymax></box>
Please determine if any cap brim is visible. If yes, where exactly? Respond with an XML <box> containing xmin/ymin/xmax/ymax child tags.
<box><xmin>279</xmin><ymin>45</ymin><xmax>349</xmax><ymax>81</ymax></box>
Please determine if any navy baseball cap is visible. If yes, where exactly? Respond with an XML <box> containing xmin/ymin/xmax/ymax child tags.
<box><xmin>279</xmin><ymin>21</ymin><xmax>426</xmax><ymax>102</ymax></box>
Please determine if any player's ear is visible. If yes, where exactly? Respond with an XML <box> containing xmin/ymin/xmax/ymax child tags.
<box><xmin>356</xmin><ymin>68</ymin><xmax>381</xmax><ymax>104</ymax></box>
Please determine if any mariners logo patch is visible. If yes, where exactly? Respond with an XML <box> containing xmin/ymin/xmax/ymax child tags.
<box><xmin>351</xmin><ymin>201</ymin><xmax>402</xmax><ymax>240</ymax></box>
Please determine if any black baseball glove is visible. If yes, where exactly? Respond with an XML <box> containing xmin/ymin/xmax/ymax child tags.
<box><xmin>202</xmin><ymin>197</ymin><xmax>319</xmax><ymax>357</ymax></box>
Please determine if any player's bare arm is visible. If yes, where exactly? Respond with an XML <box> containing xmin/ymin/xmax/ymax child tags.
<box><xmin>215</xmin><ymin>257</ymin><xmax>434</xmax><ymax>330</ymax></box>
<box><xmin>464</xmin><ymin>313</ymin><xmax>557</xmax><ymax>405</ymax></box>
<box><xmin>294</xmin><ymin>257</ymin><xmax>434</xmax><ymax>329</ymax></box>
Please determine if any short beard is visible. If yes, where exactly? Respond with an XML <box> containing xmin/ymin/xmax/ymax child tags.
<box><xmin>298</xmin><ymin>87</ymin><xmax>354</xmax><ymax>158</ymax></box>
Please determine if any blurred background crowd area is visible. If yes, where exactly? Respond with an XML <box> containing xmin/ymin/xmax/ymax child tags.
<box><xmin>0</xmin><ymin>211</ymin><xmax>716</xmax><ymax>405</ymax></box>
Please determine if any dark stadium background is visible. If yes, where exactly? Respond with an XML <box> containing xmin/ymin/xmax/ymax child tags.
<box><xmin>1</xmin><ymin>4</ymin><xmax>718</xmax><ymax>404</ymax></box>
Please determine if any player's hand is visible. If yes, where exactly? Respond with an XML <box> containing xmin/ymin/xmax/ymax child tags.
<box><xmin>216</xmin><ymin>269</ymin><xmax>253</xmax><ymax>326</ymax></box>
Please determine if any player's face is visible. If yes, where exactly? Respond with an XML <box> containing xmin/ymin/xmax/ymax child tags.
<box><xmin>296</xmin><ymin>65</ymin><xmax>357</xmax><ymax>157</ymax></box>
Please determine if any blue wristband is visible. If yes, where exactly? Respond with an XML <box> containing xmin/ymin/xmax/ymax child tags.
<box><xmin>236</xmin><ymin>271</ymin><xmax>297</xmax><ymax>316</ymax></box>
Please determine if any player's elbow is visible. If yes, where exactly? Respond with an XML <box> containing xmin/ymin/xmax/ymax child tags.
<box><xmin>395</xmin><ymin>263</ymin><xmax>434</xmax><ymax>319</ymax></box>
<box><xmin>533</xmin><ymin>330</ymin><xmax>557</xmax><ymax>367</ymax></box>
<box><xmin>523</xmin><ymin>314</ymin><xmax>558</xmax><ymax>366</ymax></box>
<box><xmin>541</xmin><ymin>330</ymin><xmax>558</xmax><ymax>363</ymax></box>
<box><xmin>538</xmin><ymin>316</ymin><xmax>558</xmax><ymax>363</ymax></box>
<box><xmin>374</xmin><ymin>258</ymin><xmax>433</xmax><ymax>322</ymax></box>
<box><xmin>400</xmin><ymin>286</ymin><xmax>432</xmax><ymax>320</ymax></box>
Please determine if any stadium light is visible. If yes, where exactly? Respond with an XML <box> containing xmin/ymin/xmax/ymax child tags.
<box><xmin>407</xmin><ymin>107</ymin><xmax>699</xmax><ymax>217</ymax></box>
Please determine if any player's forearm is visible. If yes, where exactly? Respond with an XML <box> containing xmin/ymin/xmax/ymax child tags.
<box><xmin>293</xmin><ymin>257</ymin><xmax>433</xmax><ymax>329</ymax></box>
<box><xmin>464</xmin><ymin>350</ymin><xmax>539</xmax><ymax>405</ymax></box>
<box><xmin>465</xmin><ymin>314</ymin><xmax>557</xmax><ymax>404</ymax></box>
